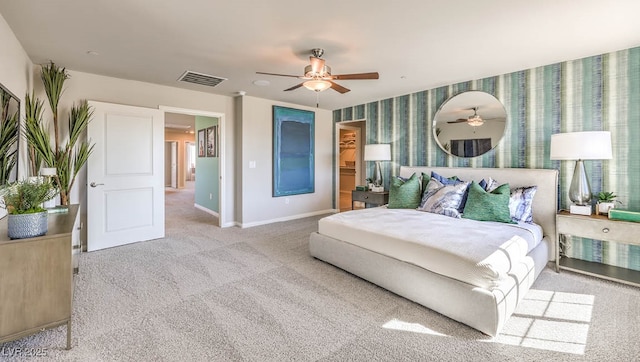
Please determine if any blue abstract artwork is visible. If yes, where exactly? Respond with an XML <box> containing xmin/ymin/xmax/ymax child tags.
<box><xmin>273</xmin><ymin>106</ymin><xmax>315</xmax><ymax>197</ymax></box>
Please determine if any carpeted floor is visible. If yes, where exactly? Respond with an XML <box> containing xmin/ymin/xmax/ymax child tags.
<box><xmin>2</xmin><ymin>183</ymin><xmax>639</xmax><ymax>361</ymax></box>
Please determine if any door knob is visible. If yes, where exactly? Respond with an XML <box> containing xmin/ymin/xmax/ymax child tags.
<box><xmin>90</xmin><ymin>182</ymin><xmax>104</xmax><ymax>188</ymax></box>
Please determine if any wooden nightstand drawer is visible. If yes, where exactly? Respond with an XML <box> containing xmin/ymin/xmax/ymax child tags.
<box><xmin>351</xmin><ymin>190</ymin><xmax>389</xmax><ymax>209</ymax></box>
<box><xmin>557</xmin><ymin>213</ymin><xmax>640</xmax><ymax>246</ymax></box>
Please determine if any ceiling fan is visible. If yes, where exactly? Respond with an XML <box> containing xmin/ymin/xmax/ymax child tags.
<box><xmin>447</xmin><ymin>107</ymin><xmax>485</xmax><ymax>127</ymax></box>
<box><xmin>256</xmin><ymin>48</ymin><xmax>379</xmax><ymax>94</ymax></box>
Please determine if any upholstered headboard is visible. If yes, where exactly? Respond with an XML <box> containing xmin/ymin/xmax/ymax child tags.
<box><xmin>399</xmin><ymin>166</ymin><xmax>559</xmax><ymax>260</ymax></box>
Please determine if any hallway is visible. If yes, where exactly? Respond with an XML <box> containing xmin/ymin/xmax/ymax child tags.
<box><xmin>165</xmin><ymin>181</ymin><xmax>219</xmax><ymax>234</ymax></box>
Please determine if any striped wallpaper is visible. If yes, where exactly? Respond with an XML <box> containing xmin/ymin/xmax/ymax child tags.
<box><xmin>334</xmin><ymin>46</ymin><xmax>640</xmax><ymax>271</ymax></box>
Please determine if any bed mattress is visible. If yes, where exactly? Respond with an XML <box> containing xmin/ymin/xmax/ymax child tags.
<box><xmin>318</xmin><ymin>207</ymin><xmax>544</xmax><ymax>289</ymax></box>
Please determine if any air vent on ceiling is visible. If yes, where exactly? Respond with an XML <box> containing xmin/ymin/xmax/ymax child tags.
<box><xmin>178</xmin><ymin>70</ymin><xmax>227</xmax><ymax>88</ymax></box>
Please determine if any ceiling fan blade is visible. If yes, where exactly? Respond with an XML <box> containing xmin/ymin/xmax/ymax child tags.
<box><xmin>329</xmin><ymin>81</ymin><xmax>350</xmax><ymax>94</ymax></box>
<box><xmin>309</xmin><ymin>56</ymin><xmax>326</xmax><ymax>74</ymax></box>
<box><xmin>284</xmin><ymin>83</ymin><xmax>304</xmax><ymax>91</ymax></box>
<box><xmin>447</xmin><ymin>118</ymin><xmax>469</xmax><ymax>124</ymax></box>
<box><xmin>256</xmin><ymin>71</ymin><xmax>301</xmax><ymax>78</ymax></box>
<box><xmin>332</xmin><ymin>72</ymin><xmax>379</xmax><ymax>80</ymax></box>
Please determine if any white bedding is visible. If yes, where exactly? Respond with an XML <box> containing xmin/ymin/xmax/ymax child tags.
<box><xmin>318</xmin><ymin>206</ymin><xmax>544</xmax><ymax>289</ymax></box>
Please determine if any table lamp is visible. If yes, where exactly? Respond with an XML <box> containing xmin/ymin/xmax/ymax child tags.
<box><xmin>550</xmin><ymin>131</ymin><xmax>612</xmax><ymax>215</ymax></box>
<box><xmin>364</xmin><ymin>144</ymin><xmax>391</xmax><ymax>188</ymax></box>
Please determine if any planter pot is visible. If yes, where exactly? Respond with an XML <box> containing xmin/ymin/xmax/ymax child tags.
<box><xmin>597</xmin><ymin>202</ymin><xmax>616</xmax><ymax>215</ymax></box>
<box><xmin>7</xmin><ymin>211</ymin><xmax>48</xmax><ymax>239</ymax></box>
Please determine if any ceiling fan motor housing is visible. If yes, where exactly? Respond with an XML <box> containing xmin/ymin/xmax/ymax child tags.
<box><xmin>304</xmin><ymin>64</ymin><xmax>331</xmax><ymax>78</ymax></box>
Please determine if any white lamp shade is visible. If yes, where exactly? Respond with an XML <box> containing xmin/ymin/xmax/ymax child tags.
<box><xmin>364</xmin><ymin>144</ymin><xmax>391</xmax><ymax>161</ymax></box>
<box><xmin>550</xmin><ymin>131</ymin><xmax>612</xmax><ymax>160</ymax></box>
<box><xmin>40</xmin><ymin>167</ymin><xmax>57</xmax><ymax>176</ymax></box>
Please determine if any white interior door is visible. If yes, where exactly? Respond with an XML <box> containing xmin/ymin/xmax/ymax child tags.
<box><xmin>87</xmin><ymin>101</ymin><xmax>165</xmax><ymax>251</ymax></box>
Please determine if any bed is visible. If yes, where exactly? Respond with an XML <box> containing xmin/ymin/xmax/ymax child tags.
<box><xmin>309</xmin><ymin>166</ymin><xmax>558</xmax><ymax>336</ymax></box>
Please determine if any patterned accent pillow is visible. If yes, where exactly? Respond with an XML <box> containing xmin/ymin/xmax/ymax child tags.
<box><xmin>430</xmin><ymin>171</ymin><xmax>459</xmax><ymax>185</ymax></box>
<box><xmin>509</xmin><ymin>186</ymin><xmax>538</xmax><ymax>223</ymax></box>
<box><xmin>420</xmin><ymin>172</ymin><xmax>459</xmax><ymax>194</ymax></box>
<box><xmin>388</xmin><ymin>173</ymin><xmax>422</xmax><ymax>209</ymax></box>
<box><xmin>463</xmin><ymin>181</ymin><xmax>515</xmax><ymax>224</ymax></box>
<box><xmin>417</xmin><ymin>177</ymin><xmax>470</xmax><ymax>218</ymax></box>
<box><xmin>429</xmin><ymin>171</ymin><xmax>470</xmax><ymax>212</ymax></box>
<box><xmin>484</xmin><ymin>177</ymin><xmax>500</xmax><ymax>192</ymax></box>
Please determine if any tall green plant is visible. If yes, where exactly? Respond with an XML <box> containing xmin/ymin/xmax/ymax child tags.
<box><xmin>41</xmin><ymin>62</ymin><xmax>69</xmax><ymax>155</ymax></box>
<box><xmin>24</xmin><ymin>92</ymin><xmax>47</xmax><ymax>176</ymax></box>
<box><xmin>24</xmin><ymin>62</ymin><xmax>94</xmax><ymax>206</ymax></box>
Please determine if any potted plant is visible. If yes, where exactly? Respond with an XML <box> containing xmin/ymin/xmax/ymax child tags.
<box><xmin>0</xmin><ymin>179</ymin><xmax>59</xmax><ymax>239</ymax></box>
<box><xmin>596</xmin><ymin>191</ymin><xmax>621</xmax><ymax>215</ymax></box>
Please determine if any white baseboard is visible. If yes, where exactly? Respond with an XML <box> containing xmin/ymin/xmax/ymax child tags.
<box><xmin>239</xmin><ymin>209</ymin><xmax>338</xmax><ymax>228</ymax></box>
<box><xmin>194</xmin><ymin>203</ymin><xmax>219</xmax><ymax>217</ymax></box>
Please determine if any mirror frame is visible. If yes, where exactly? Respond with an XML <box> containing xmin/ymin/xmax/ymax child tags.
<box><xmin>433</xmin><ymin>90</ymin><xmax>507</xmax><ymax>158</ymax></box>
<box><xmin>0</xmin><ymin>81</ymin><xmax>20</xmax><ymax>185</ymax></box>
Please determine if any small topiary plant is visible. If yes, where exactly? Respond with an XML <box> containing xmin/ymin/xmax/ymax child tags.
<box><xmin>597</xmin><ymin>191</ymin><xmax>621</xmax><ymax>204</ymax></box>
<box><xmin>0</xmin><ymin>179</ymin><xmax>59</xmax><ymax>214</ymax></box>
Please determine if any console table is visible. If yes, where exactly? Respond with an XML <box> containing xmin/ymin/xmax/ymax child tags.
<box><xmin>0</xmin><ymin>205</ymin><xmax>80</xmax><ymax>349</ymax></box>
<box><xmin>556</xmin><ymin>210</ymin><xmax>640</xmax><ymax>287</ymax></box>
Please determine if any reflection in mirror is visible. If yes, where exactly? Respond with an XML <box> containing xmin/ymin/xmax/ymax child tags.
<box><xmin>0</xmin><ymin>83</ymin><xmax>20</xmax><ymax>185</ymax></box>
<box><xmin>433</xmin><ymin>91</ymin><xmax>507</xmax><ymax>158</ymax></box>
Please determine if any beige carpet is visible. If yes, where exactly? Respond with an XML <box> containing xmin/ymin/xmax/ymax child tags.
<box><xmin>2</xmin><ymin>185</ymin><xmax>639</xmax><ymax>361</ymax></box>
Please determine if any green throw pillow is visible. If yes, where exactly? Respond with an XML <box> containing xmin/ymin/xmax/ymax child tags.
<box><xmin>388</xmin><ymin>173</ymin><xmax>421</xmax><ymax>209</ymax></box>
<box><xmin>463</xmin><ymin>181</ymin><xmax>515</xmax><ymax>223</ymax></box>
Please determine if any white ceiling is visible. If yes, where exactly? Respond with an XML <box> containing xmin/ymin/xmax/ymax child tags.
<box><xmin>2</xmin><ymin>0</ymin><xmax>640</xmax><ymax>110</ymax></box>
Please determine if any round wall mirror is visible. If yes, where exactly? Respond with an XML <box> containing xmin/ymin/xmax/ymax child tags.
<box><xmin>433</xmin><ymin>91</ymin><xmax>507</xmax><ymax>158</ymax></box>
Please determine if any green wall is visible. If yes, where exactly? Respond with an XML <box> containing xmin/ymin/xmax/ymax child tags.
<box><xmin>195</xmin><ymin>116</ymin><xmax>219</xmax><ymax>213</ymax></box>
<box><xmin>334</xmin><ymin>46</ymin><xmax>640</xmax><ymax>271</ymax></box>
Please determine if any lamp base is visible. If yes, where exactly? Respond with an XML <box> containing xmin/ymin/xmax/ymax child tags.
<box><xmin>569</xmin><ymin>204</ymin><xmax>592</xmax><ymax>215</ymax></box>
<box><xmin>373</xmin><ymin>161</ymin><xmax>383</xmax><ymax>187</ymax></box>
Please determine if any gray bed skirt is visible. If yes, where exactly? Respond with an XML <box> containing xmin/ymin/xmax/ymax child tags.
<box><xmin>309</xmin><ymin>231</ymin><xmax>549</xmax><ymax>337</ymax></box>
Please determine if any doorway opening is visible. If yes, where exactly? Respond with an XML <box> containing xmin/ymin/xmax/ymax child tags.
<box><xmin>165</xmin><ymin>141</ymin><xmax>178</xmax><ymax>188</ymax></box>
<box><xmin>161</xmin><ymin>106</ymin><xmax>226</xmax><ymax>227</ymax></box>
<box><xmin>336</xmin><ymin>120</ymin><xmax>366</xmax><ymax>212</ymax></box>
<box><xmin>186</xmin><ymin>142</ymin><xmax>196</xmax><ymax>182</ymax></box>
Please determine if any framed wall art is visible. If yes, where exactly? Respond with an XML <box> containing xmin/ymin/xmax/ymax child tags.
<box><xmin>272</xmin><ymin>106</ymin><xmax>314</xmax><ymax>197</ymax></box>
<box><xmin>206</xmin><ymin>125</ymin><xmax>218</xmax><ymax>157</ymax></box>
<box><xmin>197</xmin><ymin>129</ymin><xmax>205</xmax><ymax>157</ymax></box>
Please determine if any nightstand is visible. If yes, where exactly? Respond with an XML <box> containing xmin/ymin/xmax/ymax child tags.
<box><xmin>556</xmin><ymin>210</ymin><xmax>640</xmax><ymax>287</ymax></box>
<box><xmin>351</xmin><ymin>190</ymin><xmax>389</xmax><ymax>209</ymax></box>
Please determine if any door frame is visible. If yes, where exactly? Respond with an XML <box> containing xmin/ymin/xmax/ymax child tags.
<box><xmin>159</xmin><ymin>106</ymin><xmax>226</xmax><ymax>227</ymax></box>
<box><xmin>336</xmin><ymin>119</ymin><xmax>366</xmax><ymax>210</ymax></box>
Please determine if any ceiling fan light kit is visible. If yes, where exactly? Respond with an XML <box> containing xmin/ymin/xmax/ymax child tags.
<box><xmin>467</xmin><ymin>115</ymin><xmax>484</xmax><ymax>127</ymax></box>
<box><xmin>467</xmin><ymin>107</ymin><xmax>484</xmax><ymax>127</ymax></box>
<box><xmin>303</xmin><ymin>79</ymin><xmax>332</xmax><ymax>92</ymax></box>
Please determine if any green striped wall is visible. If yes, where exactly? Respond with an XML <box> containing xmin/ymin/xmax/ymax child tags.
<box><xmin>334</xmin><ymin>46</ymin><xmax>640</xmax><ymax>271</ymax></box>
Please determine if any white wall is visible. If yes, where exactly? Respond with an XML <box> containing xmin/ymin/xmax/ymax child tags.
<box><xmin>0</xmin><ymin>12</ymin><xmax>33</xmax><ymax>219</ymax></box>
<box><xmin>239</xmin><ymin>96</ymin><xmax>334</xmax><ymax>227</ymax></box>
<box><xmin>31</xmin><ymin>69</ymin><xmax>237</xmax><ymax>228</ymax></box>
